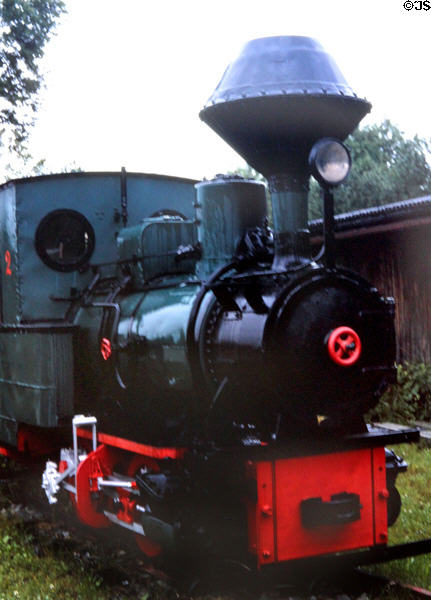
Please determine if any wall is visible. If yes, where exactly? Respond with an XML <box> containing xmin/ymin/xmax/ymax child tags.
<box><xmin>333</xmin><ymin>224</ymin><xmax>431</xmax><ymax>363</ymax></box>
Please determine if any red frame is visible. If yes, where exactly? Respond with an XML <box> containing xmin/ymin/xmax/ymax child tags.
<box><xmin>76</xmin><ymin>428</ymin><xmax>185</xmax><ymax>459</ymax></box>
<box><xmin>0</xmin><ymin>424</ymin><xmax>62</xmax><ymax>459</ymax></box>
<box><xmin>75</xmin><ymin>443</ymin><xmax>113</xmax><ymax>528</ymax></box>
<box><xmin>0</xmin><ymin>424</ymin><xmax>391</xmax><ymax>567</ymax></box>
<box><xmin>72</xmin><ymin>429</ymin><xmax>185</xmax><ymax>530</ymax></box>
<box><xmin>247</xmin><ymin>447</ymin><xmax>387</xmax><ymax>567</ymax></box>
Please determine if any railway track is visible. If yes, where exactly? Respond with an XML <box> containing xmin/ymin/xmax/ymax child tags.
<box><xmin>340</xmin><ymin>569</ymin><xmax>431</xmax><ymax>599</ymax></box>
<box><xmin>377</xmin><ymin>422</ymin><xmax>431</xmax><ymax>440</ymax></box>
<box><xmin>1</xmin><ymin>459</ymin><xmax>431</xmax><ymax>599</ymax></box>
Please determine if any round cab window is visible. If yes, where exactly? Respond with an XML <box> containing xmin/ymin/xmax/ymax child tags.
<box><xmin>35</xmin><ymin>209</ymin><xmax>95</xmax><ymax>272</ymax></box>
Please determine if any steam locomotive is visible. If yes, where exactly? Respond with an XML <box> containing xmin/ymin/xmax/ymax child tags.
<box><xmin>0</xmin><ymin>36</ymin><xmax>427</xmax><ymax>578</ymax></box>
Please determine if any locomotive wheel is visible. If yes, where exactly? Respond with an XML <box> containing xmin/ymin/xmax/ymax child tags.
<box><xmin>127</xmin><ymin>455</ymin><xmax>162</xmax><ymax>558</ymax></box>
<box><xmin>387</xmin><ymin>486</ymin><xmax>402</xmax><ymax>527</ymax></box>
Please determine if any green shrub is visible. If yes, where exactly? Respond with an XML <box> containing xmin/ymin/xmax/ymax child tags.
<box><xmin>369</xmin><ymin>362</ymin><xmax>431</xmax><ymax>424</ymax></box>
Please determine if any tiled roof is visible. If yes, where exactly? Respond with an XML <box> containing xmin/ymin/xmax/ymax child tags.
<box><xmin>309</xmin><ymin>196</ymin><xmax>431</xmax><ymax>234</ymax></box>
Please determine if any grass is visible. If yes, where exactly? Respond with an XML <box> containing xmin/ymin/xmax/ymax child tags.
<box><xmin>0</xmin><ymin>471</ymin><xmax>176</xmax><ymax>600</ymax></box>
<box><xmin>0</xmin><ymin>445</ymin><xmax>431</xmax><ymax>598</ymax></box>
<box><xmin>366</xmin><ymin>442</ymin><xmax>431</xmax><ymax>590</ymax></box>
<box><xmin>0</xmin><ymin>519</ymin><xmax>106</xmax><ymax>600</ymax></box>
<box><xmin>0</xmin><ymin>512</ymin><xmax>184</xmax><ymax>600</ymax></box>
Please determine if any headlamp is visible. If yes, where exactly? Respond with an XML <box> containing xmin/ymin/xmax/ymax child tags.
<box><xmin>309</xmin><ymin>138</ymin><xmax>351</xmax><ymax>187</ymax></box>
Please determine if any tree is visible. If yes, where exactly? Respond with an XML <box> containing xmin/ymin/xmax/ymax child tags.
<box><xmin>228</xmin><ymin>164</ymin><xmax>265</xmax><ymax>183</ymax></box>
<box><xmin>309</xmin><ymin>120</ymin><xmax>431</xmax><ymax>219</ymax></box>
<box><xmin>232</xmin><ymin>121</ymin><xmax>431</xmax><ymax>222</ymax></box>
<box><xmin>0</xmin><ymin>0</ymin><xmax>65</xmax><ymax>153</ymax></box>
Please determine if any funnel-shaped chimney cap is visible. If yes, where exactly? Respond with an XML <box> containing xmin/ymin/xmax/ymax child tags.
<box><xmin>200</xmin><ymin>36</ymin><xmax>371</xmax><ymax>178</ymax></box>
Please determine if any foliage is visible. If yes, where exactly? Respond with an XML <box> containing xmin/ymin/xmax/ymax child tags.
<box><xmin>1</xmin><ymin>148</ymin><xmax>47</xmax><ymax>182</ymax></box>
<box><xmin>1</xmin><ymin>459</ymin><xmax>430</xmax><ymax>600</ymax></box>
<box><xmin>229</xmin><ymin>164</ymin><xmax>266</xmax><ymax>183</ymax></box>
<box><xmin>369</xmin><ymin>362</ymin><xmax>431</xmax><ymax>424</ymax></box>
<box><xmin>0</xmin><ymin>155</ymin><xmax>83</xmax><ymax>184</ymax></box>
<box><xmin>368</xmin><ymin>443</ymin><xmax>431</xmax><ymax>590</ymax></box>
<box><xmin>0</xmin><ymin>519</ymin><xmax>105</xmax><ymax>599</ymax></box>
<box><xmin>309</xmin><ymin>120</ymin><xmax>431</xmax><ymax>219</ymax></box>
<box><xmin>0</xmin><ymin>0</ymin><xmax>65</xmax><ymax>152</ymax></box>
<box><xmin>233</xmin><ymin>121</ymin><xmax>431</xmax><ymax>221</ymax></box>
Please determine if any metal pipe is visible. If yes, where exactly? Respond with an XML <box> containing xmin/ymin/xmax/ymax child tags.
<box><xmin>323</xmin><ymin>188</ymin><xmax>336</xmax><ymax>269</ymax></box>
<box><xmin>268</xmin><ymin>173</ymin><xmax>311</xmax><ymax>270</ymax></box>
<box><xmin>121</xmin><ymin>166</ymin><xmax>128</xmax><ymax>227</ymax></box>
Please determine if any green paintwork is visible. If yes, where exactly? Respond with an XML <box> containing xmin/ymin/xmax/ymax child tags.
<box><xmin>195</xmin><ymin>178</ymin><xmax>267</xmax><ymax>278</ymax></box>
<box><xmin>0</xmin><ymin>172</ymin><xmax>196</xmax><ymax>444</ymax></box>
<box><xmin>0</xmin><ymin>184</ymin><xmax>20</xmax><ymax>324</ymax></box>
<box><xmin>117</xmin><ymin>218</ymin><xmax>197</xmax><ymax>288</ymax></box>
<box><xmin>116</xmin><ymin>279</ymin><xmax>200</xmax><ymax>394</ymax></box>
<box><xmin>0</xmin><ymin>173</ymin><xmax>271</xmax><ymax>445</ymax></box>
<box><xmin>271</xmin><ymin>189</ymin><xmax>308</xmax><ymax>236</ymax></box>
<box><xmin>0</xmin><ymin>172</ymin><xmax>196</xmax><ymax>323</ymax></box>
<box><xmin>70</xmin><ymin>276</ymin><xmax>201</xmax><ymax>437</ymax></box>
<box><xmin>0</xmin><ymin>329</ymin><xmax>74</xmax><ymax>428</ymax></box>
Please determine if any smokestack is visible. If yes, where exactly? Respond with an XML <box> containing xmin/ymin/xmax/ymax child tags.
<box><xmin>200</xmin><ymin>36</ymin><xmax>371</xmax><ymax>269</ymax></box>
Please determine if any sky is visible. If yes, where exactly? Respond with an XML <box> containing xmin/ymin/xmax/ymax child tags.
<box><xmin>26</xmin><ymin>0</ymin><xmax>431</xmax><ymax>181</ymax></box>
